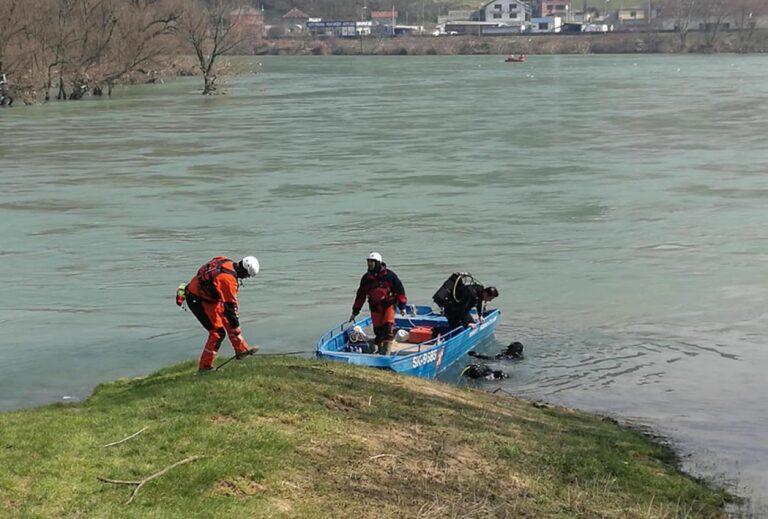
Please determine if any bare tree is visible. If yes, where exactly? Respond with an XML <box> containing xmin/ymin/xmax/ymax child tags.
<box><xmin>1</xmin><ymin>0</ymin><xmax>187</xmax><ymax>103</ymax></box>
<box><xmin>661</xmin><ymin>0</ymin><xmax>698</xmax><ymax>50</ymax></box>
<box><xmin>729</xmin><ymin>0</ymin><xmax>767</xmax><ymax>52</ymax></box>
<box><xmin>698</xmin><ymin>0</ymin><xmax>730</xmax><ymax>50</ymax></box>
<box><xmin>0</xmin><ymin>0</ymin><xmax>26</xmax><ymax>78</ymax></box>
<box><xmin>175</xmin><ymin>0</ymin><xmax>250</xmax><ymax>95</ymax></box>
<box><xmin>46</xmin><ymin>0</ymin><xmax>81</xmax><ymax>100</ymax></box>
<box><xmin>96</xmin><ymin>0</ymin><xmax>180</xmax><ymax>95</ymax></box>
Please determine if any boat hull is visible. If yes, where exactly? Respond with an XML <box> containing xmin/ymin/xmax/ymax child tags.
<box><xmin>316</xmin><ymin>305</ymin><xmax>500</xmax><ymax>379</ymax></box>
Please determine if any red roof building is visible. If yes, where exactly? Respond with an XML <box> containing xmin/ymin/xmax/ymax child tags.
<box><xmin>371</xmin><ymin>9</ymin><xmax>398</xmax><ymax>24</ymax></box>
<box><xmin>283</xmin><ymin>8</ymin><xmax>311</xmax><ymax>20</ymax></box>
<box><xmin>540</xmin><ymin>0</ymin><xmax>571</xmax><ymax>19</ymax></box>
<box><xmin>282</xmin><ymin>8</ymin><xmax>311</xmax><ymax>35</ymax></box>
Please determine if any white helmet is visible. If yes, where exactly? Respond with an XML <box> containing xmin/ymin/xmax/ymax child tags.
<box><xmin>366</xmin><ymin>252</ymin><xmax>382</xmax><ymax>263</ymax></box>
<box><xmin>240</xmin><ymin>256</ymin><xmax>260</xmax><ymax>277</ymax></box>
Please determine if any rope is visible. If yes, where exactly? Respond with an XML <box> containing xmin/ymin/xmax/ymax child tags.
<box><xmin>214</xmin><ymin>350</ymin><xmax>312</xmax><ymax>371</ymax></box>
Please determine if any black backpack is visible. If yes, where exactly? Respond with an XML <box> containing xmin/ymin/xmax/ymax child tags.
<box><xmin>432</xmin><ymin>272</ymin><xmax>474</xmax><ymax>309</ymax></box>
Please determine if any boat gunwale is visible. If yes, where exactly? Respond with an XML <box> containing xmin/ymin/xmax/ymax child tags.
<box><xmin>316</xmin><ymin>307</ymin><xmax>501</xmax><ymax>362</ymax></box>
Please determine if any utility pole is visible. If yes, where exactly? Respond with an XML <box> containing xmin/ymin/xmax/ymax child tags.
<box><xmin>648</xmin><ymin>0</ymin><xmax>652</xmax><ymax>24</ymax></box>
<box><xmin>360</xmin><ymin>2</ymin><xmax>367</xmax><ymax>54</ymax></box>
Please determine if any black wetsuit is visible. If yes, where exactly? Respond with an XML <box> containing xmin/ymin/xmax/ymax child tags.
<box><xmin>443</xmin><ymin>283</ymin><xmax>485</xmax><ymax>330</ymax></box>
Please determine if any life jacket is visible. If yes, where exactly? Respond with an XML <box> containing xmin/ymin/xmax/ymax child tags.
<box><xmin>194</xmin><ymin>256</ymin><xmax>237</xmax><ymax>301</ymax></box>
<box><xmin>367</xmin><ymin>271</ymin><xmax>394</xmax><ymax>309</ymax></box>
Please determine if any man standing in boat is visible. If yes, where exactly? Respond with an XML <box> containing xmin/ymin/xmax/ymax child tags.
<box><xmin>349</xmin><ymin>252</ymin><xmax>407</xmax><ymax>355</ymax></box>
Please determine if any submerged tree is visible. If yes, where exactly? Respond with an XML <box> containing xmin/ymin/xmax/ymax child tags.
<box><xmin>175</xmin><ymin>0</ymin><xmax>252</xmax><ymax>95</ymax></box>
<box><xmin>96</xmin><ymin>0</ymin><xmax>180</xmax><ymax>95</ymax></box>
<box><xmin>0</xmin><ymin>0</ymin><xmax>25</xmax><ymax>78</ymax></box>
<box><xmin>0</xmin><ymin>0</ymin><xmax>183</xmax><ymax>103</ymax></box>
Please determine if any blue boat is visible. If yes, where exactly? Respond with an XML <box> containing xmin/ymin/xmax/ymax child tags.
<box><xmin>316</xmin><ymin>305</ymin><xmax>501</xmax><ymax>379</ymax></box>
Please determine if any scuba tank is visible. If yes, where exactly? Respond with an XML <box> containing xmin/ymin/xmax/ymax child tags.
<box><xmin>432</xmin><ymin>272</ymin><xmax>472</xmax><ymax>309</ymax></box>
<box><xmin>176</xmin><ymin>283</ymin><xmax>187</xmax><ymax>307</ymax></box>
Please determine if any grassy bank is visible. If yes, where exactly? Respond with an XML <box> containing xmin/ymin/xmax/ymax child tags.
<box><xmin>0</xmin><ymin>356</ymin><xmax>732</xmax><ymax>518</ymax></box>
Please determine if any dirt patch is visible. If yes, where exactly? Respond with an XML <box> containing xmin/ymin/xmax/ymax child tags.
<box><xmin>324</xmin><ymin>394</ymin><xmax>368</xmax><ymax>412</ymax></box>
<box><xmin>271</xmin><ymin>497</ymin><xmax>293</xmax><ymax>513</ymax></box>
<box><xmin>320</xmin><ymin>422</ymin><xmax>507</xmax><ymax>493</ymax></box>
<box><xmin>213</xmin><ymin>476</ymin><xmax>267</xmax><ymax>497</ymax></box>
<box><xmin>392</xmin><ymin>377</ymin><xmax>525</xmax><ymax>419</ymax></box>
<box><xmin>209</xmin><ymin>413</ymin><xmax>238</xmax><ymax>424</ymax></box>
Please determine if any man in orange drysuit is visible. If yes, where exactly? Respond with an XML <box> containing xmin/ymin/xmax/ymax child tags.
<box><xmin>349</xmin><ymin>252</ymin><xmax>407</xmax><ymax>355</ymax></box>
<box><xmin>184</xmin><ymin>256</ymin><xmax>260</xmax><ymax>372</ymax></box>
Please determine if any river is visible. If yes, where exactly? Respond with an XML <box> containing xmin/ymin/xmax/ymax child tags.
<box><xmin>1</xmin><ymin>55</ymin><xmax>766</xmax><ymax>516</ymax></box>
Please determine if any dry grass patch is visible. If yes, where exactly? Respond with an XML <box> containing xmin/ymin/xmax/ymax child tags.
<box><xmin>213</xmin><ymin>476</ymin><xmax>267</xmax><ymax>498</ymax></box>
<box><xmin>325</xmin><ymin>394</ymin><xmax>369</xmax><ymax>412</ymax></box>
<box><xmin>286</xmin><ymin>418</ymin><xmax>537</xmax><ymax>517</ymax></box>
<box><xmin>209</xmin><ymin>413</ymin><xmax>238</xmax><ymax>424</ymax></box>
<box><xmin>271</xmin><ymin>497</ymin><xmax>293</xmax><ymax>514</ymax></box>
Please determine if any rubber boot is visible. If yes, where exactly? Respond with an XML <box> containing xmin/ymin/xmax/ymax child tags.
<box><xmin>235</xmin><ymin>345</ymin><xmax>259</xmax><ymax>360</ymax></box>
<box><xmin>379</xmin><ymin>340</ymin><xmax>391</xmax><ymax>356</ymax></box>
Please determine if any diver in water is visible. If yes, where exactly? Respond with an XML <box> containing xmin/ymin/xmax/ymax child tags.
<box><xmin>461</xmin><ymin>363</ymin><xmax>507</xmax><ymax>380</ymax></box>
<box><xmin>468</xmin><ymin>341</ymin><xmax>524</xmax><ymax>361</ymax></box>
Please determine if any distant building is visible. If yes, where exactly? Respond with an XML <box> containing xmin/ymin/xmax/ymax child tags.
<box><xmin>371</xmin><ymin>9</ymin><xmax>398</xmax><ymax>25</ymax></box>
<box><xmin>529</xmin><ymin>15</ymin><xmax>562</xmax><ymax>32</ymax></box>
<box><xmin>480</xmin><ymin>0</ymin><xmax>532</xmax><ymax>27</ymax></box>
<box><xmin>393</xmin><ymin>25</ymin><xmax>423</xmax><ymax>36</ymax></box>
<box><xmin>540</xmin><ymin>0</ymin><xmax>571</xmax><ymax>21</ymax></box>
<box><xmin>561</xmin><ymin>21</ymin><xmax>583</xmax><ymax>33</ymax></box>
<box><xmin>583</xmin><ymin>23</ymin><xmax>609</xmax><ymax>32</ymax></box>
<box><xmin>617</xmin><ymin>8</ymin><xmax>646</xmax><ymax>23</ymax></box>
<box><xmin>283</xmin><ymin>8</ymin><xmax>310</xmax><ymax>35</ymax></box>
<box><xmin>306</xmin><ymin>20</ymin><xmax>358</xmax><ymax>37</ymax></box>
<box><xmin>437</xmin><ymin>10</ymin><xmax>477</xmax><ymax>25</ymax></box>
<box><xmin>230</xmin><ymin>7</ymin><xmax>265</xmax><ymax>40</ymax></box>
<box><xmin>370</xmin><ymin>9</ymin><xmax>398</xmax><ymax>36</ymax></box>
<box><xmin>443</xmin><ymin>20</ymin><xmax>525</xmax><ymax>35</ymax></box>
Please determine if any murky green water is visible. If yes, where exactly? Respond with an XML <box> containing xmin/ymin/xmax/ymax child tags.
<box><xmin>2</xmin><ymin>55</ymin><xmax>767</xmax><ymax>514</ymax></box>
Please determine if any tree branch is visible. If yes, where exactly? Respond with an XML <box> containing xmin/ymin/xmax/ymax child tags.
<box><xmin>97</xmin><ymin>455</ymin><xmax>207</xmax><ymax>504</ymax></box>
<box><xmin>103</xmin><ymin>426</ymin><xmax>148</xmax><ymax>448</ymax></box>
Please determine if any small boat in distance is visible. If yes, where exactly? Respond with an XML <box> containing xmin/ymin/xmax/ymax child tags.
<box><xmin>316</xmin><ymin>304</ymin><xmax>501</xmax><ymax>379</ymax></box>
<box><xmin>505</xmin><ymin>54</ymin><xmax>526</xmax><ymax>63</ymax></box>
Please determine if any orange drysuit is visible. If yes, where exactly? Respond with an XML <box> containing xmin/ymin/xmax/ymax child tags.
<box><xmin>351</xmin><ymin>264</ymin><xmax>407</xmax><ymax>354</ymax></box>
<box><xmin>186</xmin><ymin>257</ymin><xmax>250</xmax><ymax>370</ymax></box>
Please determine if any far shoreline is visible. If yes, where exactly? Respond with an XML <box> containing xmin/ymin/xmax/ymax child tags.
<box><xmin>252</xmin><ymin>30</ymin><xmax>768</xmax><ymax>56</ymax></box>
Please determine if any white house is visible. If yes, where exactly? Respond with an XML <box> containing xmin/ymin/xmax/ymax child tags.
<box><xmin>529</xmin><ymin>16</ymin><xmax>562</xmax><ymax>33</ymax></box>
<box><xmin>481</xmin><ymin>0</ymin><xmax>532</xmax><ymax>27</ymax></box>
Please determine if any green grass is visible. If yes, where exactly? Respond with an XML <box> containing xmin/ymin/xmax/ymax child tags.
<box><xmin>0</xmin><ymin>357</ymin><xmax>734</xmax><ymax>518</ymax></box>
